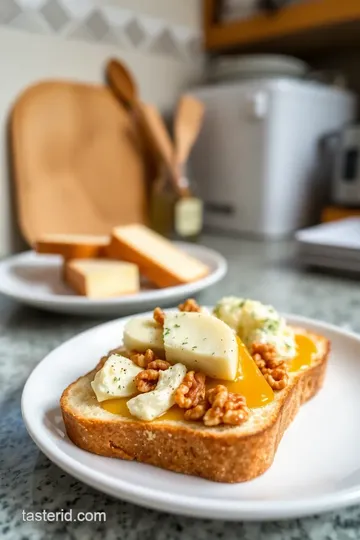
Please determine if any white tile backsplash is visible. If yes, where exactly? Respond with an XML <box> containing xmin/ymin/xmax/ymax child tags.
<box><xmin>0</xmin><ymin>0</ymin><xmax>201</xmax><ymax>63</ymax></box>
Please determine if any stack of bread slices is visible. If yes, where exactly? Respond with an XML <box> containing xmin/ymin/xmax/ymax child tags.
<box><xmin>35</xmin><ymin>224</ymin><xmax>209</xmax><ymax>298</ymax></box>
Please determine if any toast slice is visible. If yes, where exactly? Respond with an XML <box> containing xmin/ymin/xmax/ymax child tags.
<box><xmin>107</xmin><ymin>224</ymin><xmax>209</xmax><ymax>288</ymax></box>
<box><xmin>35</xmin><ymin>234</ymin><xmax>110</xmax><ymax>259</ymax></box>
<box><xmin>61</xmin><ymin>327</ymin><xmax>329</xmax><ymax>483</ymax></box>
<box><xmin>64</xmin><ymin>259</ymin><xmax>139</xmax><ymax>298</ymax></box>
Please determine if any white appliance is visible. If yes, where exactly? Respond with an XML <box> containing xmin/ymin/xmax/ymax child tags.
<box><xmin>189</xmin><ymin>79</ymin><xmax>357</xmax><ymax>238</ymax></box>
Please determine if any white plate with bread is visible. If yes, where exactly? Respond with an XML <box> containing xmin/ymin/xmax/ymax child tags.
<box><xmin>0</xmin><ymin>225</ymin><xmax>226</xmax><ymax>316</ymax></box>
<box><xmin>22</xmin><ymin>298</ymin><xmax>360</xmax><ymax>520</ymax></box>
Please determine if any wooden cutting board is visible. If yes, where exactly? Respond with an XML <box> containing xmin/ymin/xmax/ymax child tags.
<box><xmin>10</xmin><ymin>81</ymin><xmax>148</xmax><ymax>244</ymax></box>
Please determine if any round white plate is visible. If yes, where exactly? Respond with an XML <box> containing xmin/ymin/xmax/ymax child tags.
<box><xmin>22</xmin><ymin>312</ymin><xmax>360</xmax><ymax>520</ymax></box>
<box><xmin>209</xmin><ymin>54</ymin><xmax>308</xmax><ymax>82</ymax></box>
<box><xmin>0</xmin><ymin>243</ymin><xmax>226</xmax><ymax>316</ymax></box>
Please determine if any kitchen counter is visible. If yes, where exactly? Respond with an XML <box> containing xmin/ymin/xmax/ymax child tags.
<box><xmin>1</xmin><ymin>235</ymin><xmax>360</xmax><ymax>540</ymax></box>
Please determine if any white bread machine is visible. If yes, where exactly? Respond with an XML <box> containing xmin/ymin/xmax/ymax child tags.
<box><xmin>189</xmin><ymin>79</ymin><xmax>357</xmax><ymax>238</ymax></box>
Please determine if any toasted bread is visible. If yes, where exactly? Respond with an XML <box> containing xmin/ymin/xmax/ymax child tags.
<box><xmin>60</xmin><ymin>327</ymin><xmax>329</xmax><ymax>483</ymax></box>
<box><xmin>35</xmin><ymin>234</ymin><xmax>109</xmax><ymax>259</ymax></box>
<box><xmin>107</xmin><ymin>224</ymin><xmax>209</xmax><ymax>288</ymax></box>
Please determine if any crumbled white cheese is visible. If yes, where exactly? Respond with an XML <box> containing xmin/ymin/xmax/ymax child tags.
<box><xmin>91</xmin><ymin>354</ymin><xmax>143</xmax><ymax>402</ymax></box>
<box><xmin>213</xmin><ymin>297</ymin><xmax>296</xmax><ymax>360</ymax></box>
<box><xmin>127</xmin><ymin>363</ymin><xmax>187</xmax><ymax>421</ymax></box>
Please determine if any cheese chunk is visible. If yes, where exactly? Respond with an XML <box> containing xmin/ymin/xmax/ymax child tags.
<box><xmin>123</xmin><ymin>317</ymin><xmax>164</xmax><ymax>357</ymax></box>
<box><xmin>107</xmin><ymin>224</ymin><xmax>209</xmax><ymax>287</ymax></box>
<box><xmin>127</xmin><ymin>363</ymin><xmax>187</xmax><ymax>421</ymax></box>
<box><xmin>91</xmin><ymin>355</ymin><xmax>142</xmax><ymax>402</ymax></box>
<box><xmin>163</xmin><ymin>312</ymin><xmax>238</xmax><ymax>380</ymax></box>
<box><xmin>36</xmin><ymin>234</ymin><xmax>109</xmax><ymax>259</ymax></box>
<box><xmin>64</xmin><ymin>259</ymin><xmax>139</xmax><ymax>298</ymax></box>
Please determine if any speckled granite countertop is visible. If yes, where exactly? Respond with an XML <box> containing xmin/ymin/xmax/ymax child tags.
<box><xmin>1</xmin><ymin>235</ymin><xmax>360</xmax><ymax>540</ymax></box>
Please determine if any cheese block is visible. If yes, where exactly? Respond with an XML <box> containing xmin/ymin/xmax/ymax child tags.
<box><xmin>35</xmin><ymin>234</ymin><xmax>110</xmax><ymax>259</ymax></box>
<box><xmin>123</xmin><ymin>317</ymin><xmax>164</xmax><ymax>357</ymax></box>
<box><xmin>107</xmin><ymin>224</ymin><xmax>209</xmax><ymax>288</ymax></box>
<box><xmin>163</xmin><ymin>312</ymin><xmax>238</xmax><ymax>380</ymax></box>
<box><xmin>64</xmin><ymin>259</ymin><xmax>139</xmax><ymax>298</ymax></box>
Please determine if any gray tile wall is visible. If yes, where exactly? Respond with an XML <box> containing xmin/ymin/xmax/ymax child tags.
<box><xmin>0</xmin><ymin>0</ymin><xmax>202</xmax><ymax>63</ymax></box>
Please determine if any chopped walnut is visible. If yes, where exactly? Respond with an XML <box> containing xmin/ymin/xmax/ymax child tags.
<box><xmin>153</xmin><ymin>307</ymin><xmax>165</xmax><ymax>326</ymax></box>
<box><xmin>130</xmin><ymin>348</ymin><xmax>157</xmax><ymax>368</ymax></box>
<box><xmin>252</xmin><ymin>343</ymin><xmax>289</xmax><ymax>391</ymax></box>
<box><xmin>203</xmin><ymin>385</ymin><xmax>250</xmax><ymax>427</ymax></box>
<box><xmin>184</xmin><ymin>399</ymin><xmax>209</xmax><ymax>421</ymax></box>
<box><xmin>134</xmin><ymin>357</ymin><xmax>171</xmax><ymax>393</ymax></box>
<box><xmin>147</xmin><ymin>359</ymin><xmax>171</xmax><ymax>371</ymax></box>
<box><xmin>135</xmin><ymin>369</ymin><xmax>159</xmax><ymax>393</ymax></box>
<box><xmin>174</xmin><ymin>371</ymin><xmax>206</xmax><ymax>409</ymax></box>
<box><xmin>178</xmin><ymin>298</ymin><xmax>201</xmax><ymax>313</ymax></box>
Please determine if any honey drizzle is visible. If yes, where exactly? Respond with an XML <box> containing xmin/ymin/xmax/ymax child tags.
<box><xmin>101</xmin><ymin>334</ymin><xmax>315</xmax><ymax>421</ymax></box>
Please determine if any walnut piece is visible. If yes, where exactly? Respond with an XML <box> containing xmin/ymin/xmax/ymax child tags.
<box><xmin>184</xmin><ymin>399</ymin><xmax>209</xmax><ymax>421</ymax></box>
<box><xmin>178</xmin><ymin>298</ymin><xmax>201</xmax><ymax>313</ymax></box>
<box><xmin>147</xmin><ymin>359</ymin><xmax>170</xmax><ymax>371</ymax></box>
<box><xmin>135</xmin><ymin>369</ymin><xmax>159</xmax><ymax>393</ymax></box>
<box><xmin>251</xmin><ymin>342</ymin><xmax>289</xmax><ymax>391</ymax></box>
<box><xmin>130</xmin><ymin>348</ymin><xmax>157</xmax><ymax>368</ymax></box>
<box><xmin>153</xmin><ymin>307</ymin><xmax>165</xmax><ymax>326</ymax></box>
<box><xmin>174</xmin><ymin>371</ymin><xmax>206</xmax><ymax>409</ymax></box>
<box><xmin>134</xmin><ymin>356</ymin><xmax>171</xmax><ymax>393</ymax></box>
<box><xmin>203</xmin><ymin>385</ymin><xmax>250</xmax><ymax>427</ymax></box>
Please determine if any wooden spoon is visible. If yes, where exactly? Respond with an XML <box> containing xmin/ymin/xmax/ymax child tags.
<box><xmin>106</xmin><ymin>58</ymin><xmax>138</xmax><ymax>109</ymax></box>
<box><xmin>107</xmin><ymin>59</ymin><xmax>184</xmax><ymax>195</ymax></box>
<box><xmin>174</xmin><ymin>95</ymin><xmax>204</xmax><ymax>171</ymax></box>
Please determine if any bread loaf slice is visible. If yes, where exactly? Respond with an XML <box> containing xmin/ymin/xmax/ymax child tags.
<box><xmin>60</xmin><ymin>327</ymin><xmax>329</xmax><ymax>483</ymax></box>
<box><xmin>64</xmin><ymin>259</ymin><xmax>139</xmax><ymax>298</ymax></box>
<box><xmin>107</xmin><ymin>224</ymin><xmax>209</xmax><ymax>287</ymax></box>
<box><xmin>35</xmin><ymin>234</ymin><xmax>109</xmax><ymax>259</ymax></box>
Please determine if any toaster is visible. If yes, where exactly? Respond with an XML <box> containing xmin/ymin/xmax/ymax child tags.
<box><xmin>189</xmin><ymin>79</ymin><xmax>357</xmax><ymax>238</ymax></box>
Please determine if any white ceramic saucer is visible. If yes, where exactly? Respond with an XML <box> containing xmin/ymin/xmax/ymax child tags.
<box><xmin>0</xmin><ymin>243</ymin><xmax>226</xmax><ymax>316</ymax></box>
<box><xmin>21</xmin><ymin>311</ymin><xmax>360</xmax><ymax>520</ymax></box>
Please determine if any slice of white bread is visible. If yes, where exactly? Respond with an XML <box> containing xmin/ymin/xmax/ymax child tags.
<box><xmin>106</xmin><ymin>224</ymin><xmax>209</xmax><ymax>288</ymax></box>
<box><xmin>60</xmin><ymin>327</ymin><xmax>330</xmax><ymax>483</ymax></box>
<box><xmin>64</xmin><ymin>259</ymin><xmax>139</xmax><ymax>298</ymax></box>
<box><xmin>35</xmin><ymin>234</ymin><xmax>110</xmax><ymax>259</ymax></box>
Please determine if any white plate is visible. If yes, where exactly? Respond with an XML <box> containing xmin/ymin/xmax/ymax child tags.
<box><xmin>209</xmin><ymin>54</ymin><xmax>308</xmax><ymax>82</ymax></box>
<box><xmin>0</xmin><ymin>243</ymin><xmax>226</xmax><ymax>316</ymax></box>
<box><xmin>22</xmin><ymin>312</ymin><xmax>360</xmax><ymax>520</ymax></box>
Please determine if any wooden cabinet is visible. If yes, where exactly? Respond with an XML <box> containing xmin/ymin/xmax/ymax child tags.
<box><xmin>204</xmin><ymin>0</ymin><xmax>360</xmax><ymax>55</ymax></box>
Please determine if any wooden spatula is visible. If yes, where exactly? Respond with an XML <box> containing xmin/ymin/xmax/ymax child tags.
<box><xmin>106</xmin><ymin>58</ymin><xmax>162</xmax><ymax>182</ymax></box>
<box><xmin>174</xmin><ymin>95</ymin><xmax>204</xmax><ymax>171</ymax></box>
<box><xmin>140</xmin><ymin>103</ymin><xmax>188</xmax><ymax>196</ymax></box>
